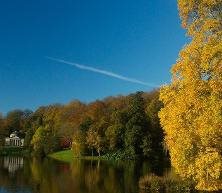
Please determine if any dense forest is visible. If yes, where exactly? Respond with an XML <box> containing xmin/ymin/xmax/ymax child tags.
<box><xmin>0</xmin><ymin>90</ymin><xmax>165</xmax><ymax>161</ymax></box>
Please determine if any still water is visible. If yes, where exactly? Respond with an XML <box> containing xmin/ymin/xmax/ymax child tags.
<box><xmin>0</xmin><ymin>156</ymin><xmax>165</xmax><ymax>193</ymax></box>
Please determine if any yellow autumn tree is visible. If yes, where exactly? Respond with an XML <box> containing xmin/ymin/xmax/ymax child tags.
<box><xmin>159</xmin><ymin>0</ymin><xmax>222</xmax><ymax>191</ymax></box>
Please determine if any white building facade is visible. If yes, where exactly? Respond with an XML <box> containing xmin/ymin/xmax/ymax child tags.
<box><xmin>5</xmin><ymin>132</ymin><xmax>24</xmax><ymax>147</ymax></box>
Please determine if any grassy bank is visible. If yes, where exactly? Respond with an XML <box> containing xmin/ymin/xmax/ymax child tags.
<box><xmin>48</xmin><ymin>150</ymin><xmax>113</xmax><ymax>163</ymax></box>
<box><xmin>0</xmin><ymin>146</ymin><xmax>29</xmax><ymax>156</ymax></box>
<box><xmin>48</xmin><ymin>149</ymin><xmax>75</xmax><ymax>162</ymax></box>
<box><xmin>48</xmin><ymin>149</ymin><xmax>155</xmax><ymax>163</ymax></box>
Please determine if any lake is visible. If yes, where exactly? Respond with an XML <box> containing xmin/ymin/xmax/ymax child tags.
<box><xmin>0</xmin><ymin>156</ymin><xmax>166</xmax><ymax>193</ymax></box>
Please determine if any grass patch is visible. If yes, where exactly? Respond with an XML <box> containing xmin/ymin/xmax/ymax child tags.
<box><xmin>48</xmin><ymin>149</ymin><xmax>145</xmax><ymax>163</ymax></box>
<box><xmin>48</xmin><ymin>150</ymin><xmax>110</xmax><ymax>163</ymax></box>
<box><xmin>48</xmin><ymin>149</ymin><xmax>74</xmax><ymax>163</ymax></box>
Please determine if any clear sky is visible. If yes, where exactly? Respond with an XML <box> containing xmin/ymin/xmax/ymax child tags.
<box><xmin>0</xmin><ymin>0</ymin><xmax>186</xmax><ymax>114</ymax></box>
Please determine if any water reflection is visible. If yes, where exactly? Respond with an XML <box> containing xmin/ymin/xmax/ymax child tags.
<box><xmin>0</xmin><ymin>157</ymin><xmax>166</xmax><ymax>193</ymax></box>
<box><xmin>3</xmin><ymin>157</ymin><xmax>24</xmax><ymax>174</ymax></box>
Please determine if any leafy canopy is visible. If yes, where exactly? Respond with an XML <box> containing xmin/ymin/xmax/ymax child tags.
<box><xmin>159</xmin><ymin>0</ymin><xmax>222</xmax><ymax>191</ymax></box>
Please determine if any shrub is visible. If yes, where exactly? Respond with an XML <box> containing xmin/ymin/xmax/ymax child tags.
<box><xmin>139</xmin><ymin>174</ymin><xmax>195</xmax><ymax>193</ymax></box>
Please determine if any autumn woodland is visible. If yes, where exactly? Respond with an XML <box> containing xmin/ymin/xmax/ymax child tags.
<box><xmin>0</xmin><ymin>0</ymin><xmax>221</xmax><ymax>192</ymax></box>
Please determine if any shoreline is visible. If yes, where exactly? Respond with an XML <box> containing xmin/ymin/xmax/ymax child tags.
<box><xmin>47</xmin><ymin>149</ymin><xmax>154</xmax><ymax>163</ymax></box>
<box><xmin>47</xmin><ymin>149</ymin><xmax>109</xmax><ymax>163</ymax></box>
<box><xmin>0</xmin><ymin>146</ymin><xmax>29</xmax><ymax>156</ymax></box>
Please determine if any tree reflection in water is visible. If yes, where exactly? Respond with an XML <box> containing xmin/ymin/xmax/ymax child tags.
<box><xmin>0</xmin><ymin>157</ymin><xmax>167</xmax><ymax>193</ymax></box>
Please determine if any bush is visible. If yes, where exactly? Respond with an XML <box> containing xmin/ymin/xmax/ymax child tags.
<box><xmin>139</xmin><ymin>174</ymin><xmax>164</xmax><ymax>193</ymax></box>
<box><xmin>102</xmin><ymin>149</ymin><xmax>140</xmax><ymax>161</ymax></box>
<box><xmin>139</xmin><ymin>174</ymin><xmax>196</xmax><ymax>193</ymax></box>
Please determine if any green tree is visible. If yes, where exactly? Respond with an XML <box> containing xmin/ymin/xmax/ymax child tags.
<box><xmin>31</xmin><ymin>125</ymin><xmax>59</xmax><ymax>156</ymax></box>
<box><xmin>29</xmin><ymin>105</ymin><xmax>62</xmax><ymax>156</ymax></box>
<box><xmin>105</xmin><ymin>110</ymin><xmax>127</xmax><ymax>151</ymax></box>
<box><xmin>24</xmin><ymin>107</ymin><xmax>46</xmax><ymax>148</ymax></box>
<box><xmin>72</xmin><ymin>117</ymin><xmax>92</xmax><ymax>156</ymax></box>
<box><xmin>4</xmin><ymin>110</ymin><xmax>25</xmax><ymax>134</ymax></box>
<box><xmin>86</xmin><ymin>118</ymin><xmax>108</xmax><ymax>156</ymax></box>
<box><xmin>124</xmin><ymin>92</ymin><xmax>150</xmax><ymax>157</ymax></box>
<box><xmin>105</xmin><ymin>124</ymin><xmax>123</xmax><ymax>151</ymax></box>
<box><xmin>0</xmin><ymin>114</ymin><xmax>6</xmax><ymax>145</ymax></box>
<box><xmin>31</xmin><ymin>126</ymin><xmax>46</xmax><ymax>156</ymax></box>
<box><xmin>146</xmin><ymin>93</ymin><xmax>164</xmax><ymax>158</ymax></box>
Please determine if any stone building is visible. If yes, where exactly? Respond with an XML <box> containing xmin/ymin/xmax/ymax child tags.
<box><xmin>5</xmin><ymin>132</ymin><xmax>24</xmax><ymax>147</ymax></box>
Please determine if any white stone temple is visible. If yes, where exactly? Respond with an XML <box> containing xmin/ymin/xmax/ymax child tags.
<box><xmin>5</xmin><ymin>132</ymin><xmax>24</xmax><ymax>147</ymax></box>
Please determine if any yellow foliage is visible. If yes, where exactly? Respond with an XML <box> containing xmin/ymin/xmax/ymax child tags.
<box><xmin>159</xmin><ymin>0</ymin><xmax>222</xmax><ymax>191</ymax></box>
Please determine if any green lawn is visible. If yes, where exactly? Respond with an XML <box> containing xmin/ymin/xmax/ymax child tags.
<box><xmin>48</xmin><ymin>150</ymin><xmax>107</xmax><ymax>163</ymax></box>
<box><xmin>48</xmin><ymin>149</ymin><xmax>137</xmax><ymax>163</ymax></box>
<box><xmin>48</xmin><ymin>149</ymin><xmax>74</xmax><ymax>163</ymax></box>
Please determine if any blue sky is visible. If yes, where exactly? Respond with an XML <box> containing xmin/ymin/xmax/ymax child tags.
<box><xmin>0</xmin><ymin>0</ymin><xmax>186</xmax><ymax>114</ymax></box>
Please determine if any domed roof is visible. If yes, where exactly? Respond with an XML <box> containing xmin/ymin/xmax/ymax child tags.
<box><xmin>10</xmin><ymin>134</ymin><xmax>16</xmax><ymax>138</ymax></box>
<box><xmin>9</xmin><ymin>131</ymin><xmax>19</xmax><ymax>138</ymax></box>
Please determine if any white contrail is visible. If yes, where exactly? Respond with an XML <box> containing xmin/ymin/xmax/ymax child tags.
<box><xmin>46</xmin><ymin>56</ymin><xmax>159</xmax><ymax>88</ymax></box>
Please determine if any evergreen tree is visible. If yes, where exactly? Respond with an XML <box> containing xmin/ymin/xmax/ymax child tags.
<box><xmin>124</xmin><ymin>92</ymin><xmax>151</xmax><ymax>157</ymax></box>
<box><xmin>105</xmin><ymin>110</ymin><xmax>127</xmax><ymax>151</ymax></box>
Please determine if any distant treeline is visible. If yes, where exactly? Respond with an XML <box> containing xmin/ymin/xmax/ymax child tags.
<box><xmin>0</xmin><ymin>90</ymin><xmax>165</xmax><ymax>160</ymax></box>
